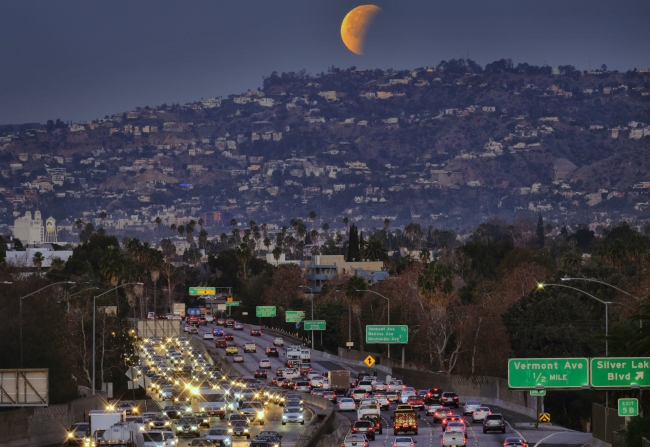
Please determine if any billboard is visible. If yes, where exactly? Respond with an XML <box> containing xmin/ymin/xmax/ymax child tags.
<box><xmin>0</xmin><ymin>369</ymin><xmax>49</xmax><ymax>406</ymax></box>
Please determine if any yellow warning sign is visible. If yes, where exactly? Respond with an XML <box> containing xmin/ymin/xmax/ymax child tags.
<box><xmin>539</xmin><ymin>413</ymin><xmax>551</xmax><ymax>422</ymax></box>
<box><xmin>364</xmin><ymin>355</ymin><xmax>376</xmax><ymax>368</ymax></box>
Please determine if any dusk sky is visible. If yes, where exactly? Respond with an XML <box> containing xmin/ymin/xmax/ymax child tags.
<box><xmin>1</xmin><ymin>0</ymin><xmax>648</xmax><ymax>124</ymax></box>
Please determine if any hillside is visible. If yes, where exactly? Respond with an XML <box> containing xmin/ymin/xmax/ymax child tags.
<box><xmin>1</xmin><ymin>59</ymin><xmax>650</xmax><ymax>239</ymax></box>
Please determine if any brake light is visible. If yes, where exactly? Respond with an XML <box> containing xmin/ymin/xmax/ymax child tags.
<box><xmin>353</xmin><ymin>427</ymin><xmax>357</xmax><ymax>431</ymax></box>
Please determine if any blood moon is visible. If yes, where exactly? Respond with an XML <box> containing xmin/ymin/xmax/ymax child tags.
<box><xmin>340</xmin><ymin>5</ymin><xmax>381</xmax><ymax>55</ymax></box>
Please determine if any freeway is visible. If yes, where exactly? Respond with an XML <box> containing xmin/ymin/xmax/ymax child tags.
<box><xmin>186</xmin><ymin>321</ymin><xmax>591</xmax><ymax>447</ymax></box>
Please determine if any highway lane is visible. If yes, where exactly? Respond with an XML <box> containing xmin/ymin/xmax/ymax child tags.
<box><xmin>186</xmin><ymin>323</ymin><xmax>544</xmax><ymax>447</ymax></box>
<box><xmin>138</xmin><ymin>335</ymin><xmax>311</xmax><ymax>447</ymax></box>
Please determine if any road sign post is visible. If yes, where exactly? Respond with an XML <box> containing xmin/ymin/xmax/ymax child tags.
<box><xmin>508</xmin><ymin>358</ymin><xmax>589</xmax><ymax>389</ymax></box>
<box><xmin>618</xmin><ymin>398</ymin><xmax>639</xmax><ymax>416</ymax></box>
<box><xmin>365</xmin><ymin>325</ymin><xmax>408</xmax><ymax>344</ymax></box>
<box><xmin>256</xmin><ymin>306</ymin><xmax>277</xmax><ymax>317</ymax></box>
<box><xmin>539</xmin><ymin>413</ymin><xmax>551</xmax><ymax>422</ymax></box>
<box><xmin>304</xmin><ymin>320</ymin><xmax>326</xmax><ymax>330</ymax></box>
<box><xmin>591</xmin><ymin>358</ymin><xmax>650</xmax><ymax>388</ymax></box>
<box><xmin>286</xmin><ymin>311</ymin><xmax>305</xmax><ymax>323</ymax></box>
<box><xmin>189</xmin><ymin>287</ymin><xmax>216</xmax><ymax>296</ymax></box>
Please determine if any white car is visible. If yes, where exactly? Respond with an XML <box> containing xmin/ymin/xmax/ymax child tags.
<box><xmin>463</xmin><ymin>400</ymin><xmax>481</xmax><ymax>416</ymax></box>
<box><xmin>337</xmin><ymin>397</ymin><xmax>356</xmax><ymax>412</ymax></box>
<box><xmin>281</xmin><ymin>406</ymin><xmax>304</xmax><ymax>425</ymax></box>
<box><xmin>142</xmin><ymin>431</ymin><xmax>166</xmax><ymax>447</ymax></box>
<box><xmin>442</xmin><ymin>431</ymin><xmax>465</xmax><ymax>447</ymax></box>
<box><xmin>387</xmin><ymin>380</ymin><xmax>404</xmax><ymax>392</ymax></box>
<box><xmin>282</xmin><ymin>368</ymin><xmax>300</xmax><ymax>379</ymax></box>
<box><xmin>158</xmin><ymin>430</ymin><xmax>177</xmax><ymax>447</ymax></box>
<box><xmin>310</xmin><ymin>377</ymin><xmax>324</xmax><ymax>388</ymax></box>
<box><xmin>445</xmin><ymin>421</ymin><xmax>468</xmax><ymax>438</ymax></box>
<box><xmin>306</xmin><ymin>371</ymin><xmax>321</xmax><ymax>379</ymax></box>
<box><xmin>205</xmin><ymin>428</ymin><xmax>232</xmax><ymax>445</ymax></box>
<box><xmin>472</xmin><ymin>407</ymin><xmax>491</xmax><ymax>423</ymax></box>
<box><xmin>393</xmin><ymin>437</ymin><xmax>417</xmax><ymax>447</ymax></box>
<box><xmin>373</xmin><ymin>393</ymin><xmax>390</xmax><ymax>410</ymax></box>
<box><xmin>273</xmin><ymin>337</ymin><xmax>284</xmax><ymax>346</ymax></box>
<box><xmin>426</xmin><ymin>403</ymin><xmax>442</xmax><ymax>416</ymax></box>
<box><xmin>357</xmin><ymin>403</ymin><xmax>380</xmax><ymax>420</ymax></box>
<box><xmin>183</xmin><ymin>325</ymin><xmax>191</xmax><ymax>333</ymax></box>
<box><xmin>399</xmin><ymin>390</ymin><xmax>416</xmax><ymax>404</ymax></box>
<box><xmin>372</xmin><ymin>381</ymin><xmax>387</xmax><ymax>392</ymax></box>
<box><xmin>343</xmin><ymin>435</ymin><xmax>369</xmax><ymax>447</ymax></box>
<box><xmin>203</xmin><ymin>332</ymin><xmax>214</xmax><ymax>340</ymax></box>
<box><xmin>259</xmin><ymin>359</ymin><xmax>272</xmax><ymax>369</ymax></box>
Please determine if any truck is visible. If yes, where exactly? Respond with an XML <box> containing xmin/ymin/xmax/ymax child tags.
<box><xmin>327</xmin><ymin>370</ymin><xmax>351</xmax><ymax>394</ymax></box>
<box><xmin>392</xmin><ymin>407</ymin><xmax>418</xmax><ymax>436</ymax></box>
<box><xmin>173</xmin><ymin>303</ymin><xmax>186</xmax><ymax>319</ymax></box>
<box><xmin>199</xmin><ymin>388</ymin><xmax>228</xmax><ymax>419</ymax></box>
<box><xmin>98</xmin><ymin>422</ymin><xmax>144</xmax><ymax>447</ymax></box>
<box><xmin>89</xmin><ymin>410</ymin><xmax>125</xmax><ymax>438</ymax></box>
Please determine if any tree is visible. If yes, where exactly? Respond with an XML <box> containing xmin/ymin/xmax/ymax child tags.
<box><xmin>536</xmin><ymin>214</ymin><xmax>545</xmax><ymax>247</ymax></box>
<box><xmin>419</xmin><ymin>248</ymin><xmax>430</xmax><ymax>264</ymax></box>
<box><xmin>272</xmin><ymin>246</ymin><xmax>283</xmax><ymax>266</ymax></box>
<box><xmin>347</xmin><ymin>224</ymin><xmax>360</xmax><ymax>261</ymax></box>
<box><xmin>32</xmin><ymin>251</ymin><xmax>44</xmax><ymax>275</ymax></box>
<box><xmin>359</xmin><ymin>234</ymin><xmax>388</xmax><ymax>263</ymax></box>
<box><xmin>343</xmin><ymin>216</ymin><xmax>349</xmax><ymax>233</ymax></box>
<box><xmin>309</xmin><ymin>211</ymin><xmax>317</xmax><ymax>223</ymax></box>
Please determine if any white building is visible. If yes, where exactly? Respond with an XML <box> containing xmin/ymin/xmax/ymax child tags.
<box><xmin>12</xmin><ymin>211</ymin><xmax>49</xmax><ymax>245</ymax></box>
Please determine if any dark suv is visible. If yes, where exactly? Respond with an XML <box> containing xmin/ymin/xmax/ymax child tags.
<box><xmin>352</xmin><ymin>420</ymin><xmax>376</xmax><ymax>440</ymax></box>
<box><xmin>483</xmin><ymin>414</ymin><xmax>506</xmax><ymax>433</ymax></box>
<box><xmin>440</xmin><ymin>391</ymin><xmax>459</xmax><ymax>408</ymax></box>
<box><xmin>425</xmin><ymin>388</ymin><xmax>443</xmax><ymax>403</ymax></box>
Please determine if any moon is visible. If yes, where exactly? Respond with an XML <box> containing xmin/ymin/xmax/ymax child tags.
<box><xmin>341</xmin><ymin>5</ymin><xmax>381</xmax><ymax>55</ymax></box>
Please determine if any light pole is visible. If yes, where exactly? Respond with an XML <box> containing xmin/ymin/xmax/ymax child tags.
<box><xmin>358</xmin><ymin>289</ymin><xmax>391</xmax><ymax>359</ymax></box>
<box><xmin>300</xmin><ymin>286</ymin><xmax>314</xmax><ymax>350</ymax></box>
<box><xmin>93</xmin><ymin>283</ymin><xmax>143</xmax><ymax>395</ymax></box>
<box><xmin>20</xmin><ymin>281</ymin><xmax>76</xmax><ymax>367</ymax></box>
<box><xmin>63</xmin><ymin>287</ymin><xmax>100</xmax><ymax>313</ymax></box>
<box><xmin>561</xmin><ymin>277</ymin><xmax>642</xmax><ymax>328</ymax></box>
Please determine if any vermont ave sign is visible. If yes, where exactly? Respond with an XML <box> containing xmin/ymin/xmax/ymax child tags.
<box><xmin>508</xmin><ymin>358</ymin><xmax>589</xmax><ymax>389</ymax></box>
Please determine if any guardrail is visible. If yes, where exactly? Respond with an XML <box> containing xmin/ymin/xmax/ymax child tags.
<box><xmin>296</xmin><ymin>393</ymin><xmax>337</xmax><ymax>447</ymax></box>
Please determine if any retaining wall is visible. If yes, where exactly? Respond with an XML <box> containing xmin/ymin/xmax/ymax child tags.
<box><xmin>0</xmin><ymin>393</ymin><xmax>107</xmax><ymax>447</ymax></box>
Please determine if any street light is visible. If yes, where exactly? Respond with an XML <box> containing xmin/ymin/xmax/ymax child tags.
<box><xmin>358</xmin><ymin>289</ymin><xmax>391</xmax><ymax>359</ymax></box>
<box><xmin>92</xmin><ymin>282</ymin><xmax>144</xmax><ymax>395</ymax></box>
<box><xmin>20</xmin><ymin>281</ymin><xmax>76</xmax><ymax>367</ymax></box>
<box><xmin>561</xmin><ymin>277</ymin><xmax>643</xmax><ymax>328</ymax></box>
<box><xmin>61</xmin><ymin>287</ymin><xmax>100</xmax><ymax>312</ymax></box>
<box><xmin>299</xmin><ymin>286</ymin><xmax>314</xmax><ymax>350</ymax></box>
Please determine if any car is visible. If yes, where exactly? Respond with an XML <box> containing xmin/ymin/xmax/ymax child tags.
<box><xmin>442</xmin><ymin>431</ymin><xmax>465</xmax><ymax>447</ymax></box>
<box><xmin>224</xmin><ymin>319</ymin><xmax>234</xmax><ymax>328</ymax></box>
<box><xmin>148</xmin><ymin>415</ymin><xmax>172</xmax><ymax>430</ymax></box>
<box><xmin>176</xmin><ymin>416</ymin><xmax>201</xmax><ymax>437</ymax></box>
<box><xmin>351</xmin><ymin>389</ymin><xmax>369</xmax><ymax>402</ymax></box>
<box><xmin>352</xmin><ymin>420</ymin><xmax>376</xmax><ymax>440</ymax></box>
<box><xmin>213</xmin><ymin>328</ymin><xmax>225</xmax><ymax>337</ymax></box>
<box><xmin>233</xmin><ymin>354</ymin><xmax>244</xmax><ymax>363</ymax></box>
<box><xmin>254</xmin><ymin>434</ymin><xmax>282</xmax><ymax>447</ymax></box>
<box><xmin>483</xmin><ymin>414</ymin><xmax>506</xmax><ymax>433</ymax></box>
<box><xmin>226</xmin><ymin>344</ymin><xmax>238</xmax><ymax>355</ymax></box>
<box><xmin>273</xmin><ymin>337</ymin><xmax>284</xmax><ymax>346</ymax></box>
<box><xmin>215</xmin><ymin>338</ymin><xmax>228</xmax><ymax>348</ymax></box>
<box><xmin>441</xmin><ymin>392</ymin><xmax>459</xmax><ymax>408</ymax></box>
<box><xmin>244</xmin><ymin>342</ymin><xmax>257</xmax><ymax>353</ymax></box>
<box><xmin>372</xmin><ymin>381</ymin><xmax>387</xmax><ymax>392</ymax></box>
<box><xmin>311</xmin><ymin>388</ymin><xmax>325</xmax><ymax>397</ymax></box>
<box><xmin>387</xmin><ymin>380</ymin><xmax>404</xmax><ymax>392</ymax></box>
<box><xmin>234</xmin><ymin>322</ymin><xmax>244</xmax><ymax>330</ymax></box>
<box><xmin>217</xmin><ymin>318</ymin><xmax>226</xmax><ymax>325</ymax></box>
<box><xmin>400</xmin><ymin>390</ymin><xmax>416</xmax><ymax>404</ymax></box>
<box><xmin>254</xmin><ymin>370</ymin><xmax>268</xmax><ymax>379</ymax></box>
<box><xmin>322</xmin><ymin>390</ymin><xmax>337</xmax><ymax>403</ymax></box>
<box><xmin>406</xmin><ymin>396</ymin><xmax>425</xmax><ymax>411</ymax></box>
<box><xmin>433</xmin><ymin>408</ymin><xmax>455</xmax><ymax>423</ymax></box>
<box><xmin>224</xmin><ymin>334</ymin><xmax>234</xmax><ymax>341</ymax></box>
<box><xmin>442</xmin><ymin>415</ymin><xmax>464</xmax><ymax>429</ymax></box>
<box><xmin>281</xmin><ymin>406</ymin><xmax>304</xmax><ymax>425</ymax></box>
<box><xmin>227</xmin><ymin>414</ymin><xmax>249</xmax><ymax>426</ymax></box>
<box><xmin>426</xmin><ymin>388</ymin><xmax>444</xmax><ymax>403</ymax></box>
<box><xmin>472</xmin><ymin>407</ymin><xmax>491</xmax><ymax>423</ymax></box>
<box><xmin>281</xmin><ymin>379</ymin><xmax>295</xmax><ymax>389</ymax></box>
<box><xmin>275</xmin><ymin>367</ymin><xmax>286</xmax><ymax>377</ymax></box>
<box><xmin>294</xmin><ymin>381</ymin><xmax>311</xmax><ymax>392</ymax></box>
<box><xmin>189</xmin><ymin>326</ymin><xmax>198</xmax><ymax>334</ymax></box>
<box><xmin>503</xmin><ymin>437</ymin><xmax>527</xmax><ymax>447</ymax></box>
<box><xmin>373</xmin><ymin>393</ymin><xmax>390</xmax><ymax>410</ymax></box>
<box><xmin>310</xmin><ymin>376</ymin><xmax>324</xmax><ymax>388</ymax></box>
<box><xmin>338</xmin><ymin>397</ymin><xmax>356</xmax><ymax>412</ymax></box>
<box><xmin>426</xmin><ymin>403</ymin><xmax>443</xmax><ymax>416</ymax></box>
<box><xmin>190</xmin><ymin>439</ymin><xmax>227</xmax><ymax>447</ymax></box>
<box><xmin>240</xmin><ymin>401</ymin><xmax>266</xmax><ymax>425</ymax></box>
<box><xmin>193</xmin><ymin>411</ymin><xmax>212</xmax><ymax>428</ymax></box>
<box><xmin>393</xmin><ymin>437</ymin><xmax>418</xmax><ymax>447</ymax></box>
<box><xmin>228</xmin><ymin>421</ymin><xmax>251</xmax><ymax>438</ymax></box>
<box><xmin>203</xmin><ymin>333</ymin><xmax>214</xmax><ymax>340</ymax></box>
<box><xmin>265</xmin><ymin>347</ymin><xmax>279</xmax><ymax>357</ymax></box>
<box><xmin>342</xmin><ymin>435</ymin><xmax>369</xmax><ymax>447</ymax></box>
<box><xmin>386</xmin><ymin>391</ymin><xmax>400</xmax><ymax>403</ymax></box>
<box><xmin>164</xmin><ymin>405</ymin><xmax>184</xmax><ymax>419</ymax></box>
<box><xmin>251</xmin><ymin>327</ymin><xmax>262</xmax><ymax>336</ymax></box>
<box><xmin>259</xmin><ymin>359</ymin><xmax>272</xmax><ymax>369</ymax></box>
<box><xmin>183</xmin><ymin>325</ymin><xmax>191</xmax><ymax>333</ymax></box>
<box><xmin>445</xmin><ymin>421</ymin><xmax>468</xmax><ymax>439</ymax></box>
<box><xmin>117</xmin><ymin>400</ymin><xmax>139</xmax><ymax>415</ymax></box>
<box><xmin>463</xmin><ymin>400</ymin><xmax>481</xmax><ymax>416</ymax></box>
<box><xmin>65</xmin><ymin>422</ymin><xmax>90</xmax><ymax>445</ymax></box>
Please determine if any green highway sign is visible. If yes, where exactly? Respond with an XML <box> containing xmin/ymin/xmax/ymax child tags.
<box><xmin>256</xmin><ymin>306</ymin><xmax>277</xmax><ymax>317</ymax></box>
<box><xmin>286</xmin><ymin>311</ymin><xmax>305</xmax><ymax>323</ymax></box>
<box><xmin>366</xmin><ymin>325</ymin><xmax>408</xmax><ymax>344</ymax></box>
<box><xmin>618</xmin><ymin>398</ymin><xmax>639</xmax><ymax>417</ymax></box>
<box><xmin>304</xmin><ymin>320</ymin><xmax>326</xmax><ymax>330</ymax></box>
<box><xmin>591</xmin><ymin>357</ymin><xmax>650</xmax><ymax>388</ymax></box>
<box><xmin>225</xmin><ymin>301</ymin><xmax>240</xmax><ymax>307</ymax></box>
<box><xmin>189</xmin><ymin>287</ymin><xmax>216</xmax><ymax>296</ymax></box>
<box><xmin>530</xmin><ymin>390</ymin><xmax>546</xmax><ymax>396</ymax></box>
<box><xmin>508</xmin><ymin>358</ymin><xmax>589</xmax><ymax>389</ymax></box>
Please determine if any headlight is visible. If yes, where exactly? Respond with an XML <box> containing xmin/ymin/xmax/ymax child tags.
<box><xmin>257</xmin><ymin>412</ymin><xmax>264</xmax><ymax>418</ymax></box>
<box><xmin>68</xmin><ymin>433</ymin><xmax>74</xmax><ymax>438</ymax></box>
<box><xmin>165</xmin><ymin>421</ymin><xmax>170</xmax><ymax>426</ymax></box>
<box><xmin>244</xmin><ymin>429</ymin><xmax>249</xmax><ymax>433</ymax></box>
<box><xmin>228</xmin><ymin>429</ymin><xmax>233</xmax><ymax>433</ymax></box>
<box><xmin>282</xmin><ymin>415</ymin><xmax>287</xmax><ymax>419</ymax></box>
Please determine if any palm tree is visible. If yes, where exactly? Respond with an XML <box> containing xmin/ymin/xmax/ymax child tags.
<box><xmin>198</xmin><ymin>218</ymin><xmax>204</xmax><ymax>230</ymax></box>
<box><xmin>50</xmin><ymin>257</ymin><xmax>65</xmax><ymax>271</ymax></box>
<box><xmin>309</xmin><ymin>211</ymin><xmax>317</xmax><ymax>225</ymax></box>
<box><xmin>310</xmin><ymin>229</ymin><xmax>319</xmax><ymax>246</ymax></box>
<box><xmin>100</xmin><ymin>246</ymin><xmax>126</xmax><ymax>314</ymax></box>
<box><xmin>32</xmin><ymin>251</ymin><xmax>44</xmax><ymax>275</ymax></box>
<box><xmin>322</xmin><ymin>222</ymin><xmax>330</xmax><ymax>237</ymax></box>
<box><xmin>99</xmin><ymin>211</ymin><xmax>107</xmax><ymax>227</ymax></box>
<box><xmin>220</xmin><ymin>233</ymin><xmax>228</xmax><ymax>245</ymax></box>
<box><xmin>230</xmin><ymin>218</ymin><xmax>237</xmax><ymax>229</ymax></box>
<box><xmin>75</xmin><ymin>218</ymin><xmax>84</xmax><ymax>230</ymax></box>
<box><xmin>263</xmin><ymin>237</ymin><xmax>271</xmax><ymax>252</ymax></box>
<box><xmin>253</xmin><ymin>231</ymin><xmax>261</xmax><ymax>253</ymax></box>
<box><xmin>343</xmin><ymin>216</ymin><xmax>349</xmax><ymax>234</ymax></box>
<box><xmin>235</xmin><ymin>243</ymin><xmax>252</xmax><ymax>278</ymax></box>
<box><xmin>170</xmin><ymin>224</ymin><xmax>177</xmax><ymax>233</ymax></box>
<box><xmin>358</xmin><ymin>235</ymin><xmax>388</xmax><ymax>263</ymax></box>
<box><xmin>177</xmin><ymin>225</ymin><xmax>185</xmax><ymax>237</ymax></box>
<box><xmin>272</xmin><ymin>246</ymin><xmax>283</xmax><ymax>266</ymax></box>
<box><xmin>419</xmin><ymin>248</ymin><xmax>431</xmax><ymax>264</ymax></box>
<box><xmin>261</xmin><ymin>223</ymin><xmax>268</xmax><ymax>238</ymax></box>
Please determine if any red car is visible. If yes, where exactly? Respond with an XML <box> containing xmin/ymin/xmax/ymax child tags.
<box><xmin>250</xmin><ymin>327</ymin><xmax>262</xmax><ymax>336</ymax></box>
<box><xmin>281</xmin><ymin>379</ymin><xmax>295</xmax><ymax>389</ymax></box>
<box><xmin>224</xmin><ymin>334</ymin><xmax>234</xmax><ymax>341</ymax></box>
<box><xmin>215</xmin><ymin>338</ymin><xmax>227</xmax><ymax>348</ymax></box>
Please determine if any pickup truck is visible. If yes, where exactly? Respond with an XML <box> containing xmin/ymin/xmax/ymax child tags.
<box><xmin>244</xmin><ymin>342</ymin><xmax>257</xmax><ymax>353</ymax></box>
<box><xmin>393</xmin><ymin>407</ymin><xmax>418</xmax><ymax>436</ymax></box>
<box><xmin>357</xmin><ymin>403</ymin><xmax>381</xmax><ymax>420</ymax></box>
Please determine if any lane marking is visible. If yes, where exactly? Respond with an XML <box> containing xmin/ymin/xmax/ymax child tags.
<box><xmin>533</xmin><ymin>432</ymin><xmax>561</xmax><ymax>447</ymax></box>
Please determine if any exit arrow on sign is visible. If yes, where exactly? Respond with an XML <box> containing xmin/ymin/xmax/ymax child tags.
<box><xmin>591</xmin><ymin>357</ymin><xmax>650</xmax><ymax>388</ymax></box>
<box><xmin>636</xmin><ymin>372</ymin><xmax>644</xmax><ymax>380</ymax></box>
